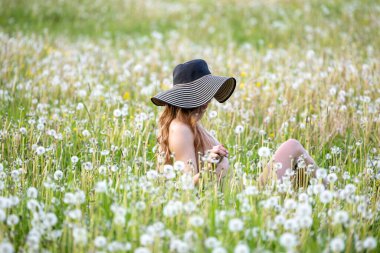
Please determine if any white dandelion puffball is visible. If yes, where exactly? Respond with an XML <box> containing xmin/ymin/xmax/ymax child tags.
<box><xmin>113</xmin><ymin>109</ymin><xmax>122</xmax><ymax>117</ymax></box>
<box><xmin>330</xmin><ymin>237</ymin><xmax>345</xmax><ymax>252</ymax></box>
<box><xmin>94</xmin><ymin>236</ymin><xmax>107</xmax><ymax>248</ymax></box>
<box><xmin>228</xmin><ymin>218</ymin><xmax>244</xmax><ymax>232</ymax></box>
<box><xmin>189</xmin><ymin>215</ymin><xmax>204</xmax><ymax>227</ymax></box>
<box><xmin>319</xmin><ymin>190</ymin><xmax>333</xmax><ymax>204</ymax></box>
<box><xmin>209</xmin><ymin>110</ymin><xmax>218</xmax><ymax>118</ymax></box>
<box><xmin>71</xmin><ymin>156</ymin><xmax>79</xmax><ymax>163</ymax></box>
<box><xmin>333</xmin><ymin>210</ymin><xmax>349</xmax><ymax>224</ymax></box>
<box><xmin>212</xmin><ymin>246</ymin><xmax>227</xmax><ymax>253</ymax></box>
<box><xmin>82</xmin><ymin>162</ymin><xmax>93</xmax><ymax>171</ymax></box>
<box><xmin>181</xmin><ymin>173</ymin><xmax>194</xmax><ymax>190</ymax></box>
<box><xmin>173</xmin><ymin>161</ymin><xmax>185</xmax><ymax>171</ymax></box>
<box><xmin>204</xmin><ymin>237</ymin><xmax>221</xmax><ymax>249</ymax></box>
<box><xmin>54</xmin><ymin>170</ymin><xmax>63</xmax><ymax>180</ymax></box>
<box><xmin>27</xmin><ymin>187</ymin><xmax>38</xmax><ymax>199</ymax></box>
<box><xmin>316</xmin><ymin>168</ymin><xmax>327</xmax><ymax>179</ymax></box>
<box><xmin>35</xmin><ymin>146</ymin><xmax>45</xmax><ymax>156</ymax></box>
<box><xmin>280</xmin><ymin>232</ymin><xmax>298</xmax><ymax>249</ymax></box>
<box><xmin>363</xmin><ymin>236</ymin><xmax>377</xmax><ymax>250</ymax></box>
<box><xmin>0</xmin><ymin>242</ymin><xmax>14</xmax><ymax>253</ymax></box>
<box><xmin>234</xmin><ymin>125</ymin><xmax>244</xmax><ymax>134</ymax></box>
<box><xmin>233</xmin><ymin>244</ymin><xmax>250</xmax><ymax>253</ymax></box>
<box><xmin>258</xmin><ymin>147</ymin><xmax>271</xmax><ymax>157</ymax></box>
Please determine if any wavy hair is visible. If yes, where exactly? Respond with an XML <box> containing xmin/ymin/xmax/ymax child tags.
<box><xmin>156</xmin><ymin>104</ymin><xmax>213</xmax><ymax>166</ymax></box>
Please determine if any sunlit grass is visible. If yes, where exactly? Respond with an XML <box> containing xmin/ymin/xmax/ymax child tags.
<box><xmin>0</xmin><ymin>0</ymin><xmax>379</xmax><ymax>252</ymax></box>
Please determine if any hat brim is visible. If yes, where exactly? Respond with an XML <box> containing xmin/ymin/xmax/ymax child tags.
<box><xmin>151</xmin><ymin>74</ymin><xmax>236</xmax><ymax>109</ymax></box>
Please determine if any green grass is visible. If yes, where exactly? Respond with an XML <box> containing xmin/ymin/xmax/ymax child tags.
<box><xmin>0</xmin><ymin>0</ymin><xmax>379</xmax><ymax>252</ymax></box>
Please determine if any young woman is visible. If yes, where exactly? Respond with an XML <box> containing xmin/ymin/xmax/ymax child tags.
<box><xmin>151</xmin><ymin>59</ymin><xmax>319</xmax><ymax>186</ymax></box>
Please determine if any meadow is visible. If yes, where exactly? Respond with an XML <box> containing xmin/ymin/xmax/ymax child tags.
<box><xmin>0</xmin><ymin>0</ymin><xmax>379</xmax><ymax>252</ymax></box>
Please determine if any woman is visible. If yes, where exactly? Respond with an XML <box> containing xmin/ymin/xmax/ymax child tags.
<box><xmin>151</xmin><ymin>59</ymin><xmax>318</xmax><ymax>187</ymax></box>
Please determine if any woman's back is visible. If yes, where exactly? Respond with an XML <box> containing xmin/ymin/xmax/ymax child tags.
<box><xmin>167</xmin><ymin>119</ymin><xmax>230</xmax><ymax>178</ymax></box>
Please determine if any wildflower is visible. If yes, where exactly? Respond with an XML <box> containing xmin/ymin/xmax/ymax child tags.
<box><xmin>94</xmin><ymin>236</ymin><xmax>107</xmax><ymax>248</ymax></box>
<box><xmin>140</xmin><ymin>233</ymin><xmax>154</xmax><ymax>246</ymax></box>
<box><xmin>298</xmin><ymin>216</ymin><xmax>313</xmax><ymax>228</ymax></box>
<box><xmin>73</xmin><ymin>227</ymin><xmax>88</xmax><ymax>245</ymax></box>
<box><xmin>101</xmin><ymin>150</ymin><xmax>110</xmax><ymax>156</ymax></box>
<box><xmin>163</xmin><ymin>165</ymin><xmax>176</xmax><ymax>179</ymax></box>
<box><xmin>284</xmin><ymin>198</ymin><xmax>297</xmax><ymax>210</ymax></box>
<box><xmin>108</xmin><ymin>241</ymin><xmax>126</xmax><ymax>252</ymax></box>
<box><xmin>82</xmin><ymin>162</ymin><xmax>93</xmax><ymax>171</ymax></box>
<box><xmin>234</xmin><ymin>125</ymin><xmax>244</xmax><ymax>134</ymax></box>
<box><xmin>99</xmin><ymin>165</ymin><xmax>107</xmax><ymax>175</ymax></box>
<box><xmin>35</xmin><ymin>146</ymin><xmax>45</xmax><ymax>156</ymax></box>
<box><xmin>234</xmin><ymin>244</ymin><xmax>250</xmax><ymax>253</ymax></box>
<box><xmin>212</xmin><ymin>247</ymin><xmax>227</xmax><ymax>253</ymax></box>
<box><xmin>319</xmin><ymin>190</ymin><xmax>333</xmax><ymax>204</ymax></box>
<box><xmin>183</xmin><ymin>201</ymin><xmax>196</xmax><ymax>214</ymax></box>
<box><xmin>0</xmin><ymin>209</ymin><xmax>6</xmax><ymax>222</ymax></box>
<box><xmin>82</xmin><ymin>129</ymin><xmax>90</xmax><ymax>137</ymax></box>
<box><xmin>209</xmin><ymin>110</ymin><xmax>218</xmax><ymax>118</ymax></box>
<box><xmin>136</xmin><ymin>201</ymin><xmax>146</xmax><ymax>211</ymax></box>
<box><xmin>7</xmin><ymin>214</ymin><xmax>19</xmax><ymax>226</ymax></box>
<box><xmin>173</xmin><ymin>161</ymin><xmax>185</xmax><ymax>171</ymax></box>
<box><xmin>19</xmin><ymin>127</ymin><xmax>27</xmax><ymax>134</ymax></box>
<box><xmin>113</xmin><ymin>109</ymin><xmax>122</xmax><ymax>117</ymax></box>
<box><xmin>296</xmin><ymin>203</ymin><xmax>312</xmax><ymax>217</ymax></box>
<box><xmin>37</xmin><ymin>123</ymin><xmax>44</xmax><ymax>131</ymax></box>
<box><xmin>45</xmin><ymin>212</ymin><xmax>58</xmax><ymax>227</ymax></box>
<box><xmin>274</xmin><ymin>162</ymin><xmax>283</xmax><ymax>171</ymax></box>
<box><xmin>163</xmin><ymin>200</ymin><xmax>182</xmax><ymax>218</ymax></box>
<box><xmin>244</xmin><ymin>185</ymin><xmax>259</xmax><ymax>196</ymax></box>
<box><xmin>279</xmin><ymin>232</ymin><xmax>298</xmax><ymax>250</ymax></box>
<box><xmin>316</xmin><ymin>168</ymin><xmax>327</xmax><ymax>179</ymax></box>
<box><xmin>189</xmin><ymin>215</ymin><xmax>204</xmax><ymax>227</ymax></box>
<box><xmin>146</xmin><ymin>170</ymin><xmax>159</xmax><ymax>180</ymax></box>
<box><xmin>170</xmin><ymin>239</ymin><xmax>189</xmax><ymax>253</ymax></box>
<box><xmin>0</xmin><ymin>241</ymin><xmax>14</xmax><ymax>253</ymax></box>
<box><xmin>333</xmin><ymin>210</ymin><xmax>349</xmax><ymax>225</ymax></box>
<box><xmin>258</xmin><ymin>147</ymin><xmax>271</xmax><ymax>157</ymax></box>
<box><xmin>228</xmin><ymin>218</ymin><xmax>244</xmax><ymax>232</ymax></box>
<box><xmin>110</xmin><ymin>165</ymin><xmax>119</xmax><ymax>172</ymax></box>
<box><xmin>330</xmin><ymin>237</ymin><xmax>345</xmax><ymax>252</ymax></box>
<box><xmin>76</xmin><ymin>103</ymin><xmax>84</xmax><ymax>110</ymax></box>
<box><xmin>181</xmin><ymin>173</ymin><xmax>194</xmax><ymax>190</ymax></box>
<box><xmin>134</xmin><ymin>247</ymin><xmax>151</xmax><ymax>253</ymax></box>
<box><xmin>363</xmin><ymin>236</ymin><xmax>377</xmax><ymax>250</ymax></box>
<box><xmin>327</xmin><ymin>173</ymin><xmax>338</xmax><ymax>183</ymax></box>
<box><xmin>54</xmin><ymin>170</ymin><xmax>63</xmax><ymax>180</ymax></box>
<box><xmin>27</xmin><ymin>187</ymin><xmax>38</xmax><ymax>199</ymax></box>
<box><xmin>204</xmin><ymin>237</ymin><xmax>221</xmax><ymax>249</ymax></box>
<box><xmin>71</xmin><ymin>156</ymin><xmax>79</xmax><ymax>163</ymax></box>
<box><xmin>95</xmin><ymin>180</ymin><xmax>107</xmax><ymax>193</ymax></box>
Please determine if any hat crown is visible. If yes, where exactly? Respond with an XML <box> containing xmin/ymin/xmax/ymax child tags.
<box><xmin>173</xmin><ymin>59</ymin><xmax>211</xmax><ymax>85</ymax></box>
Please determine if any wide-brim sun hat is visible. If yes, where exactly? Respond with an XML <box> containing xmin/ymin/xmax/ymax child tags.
<box><xmin>151</xmin><ymin>59</ymin><xmax>236</xmax><ymax>109</ymax></box>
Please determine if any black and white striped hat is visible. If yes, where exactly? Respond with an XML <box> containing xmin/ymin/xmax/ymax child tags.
<box><xmin>151</xmin><ymin>59</ymin><xmax>236</xmax><ymax>109</ymax></box>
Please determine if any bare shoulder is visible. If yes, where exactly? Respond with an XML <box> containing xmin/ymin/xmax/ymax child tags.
<box><xmin>168</xmin><ymin>119</ymin><xmax>194</xmax><ymax>151</ymax></box>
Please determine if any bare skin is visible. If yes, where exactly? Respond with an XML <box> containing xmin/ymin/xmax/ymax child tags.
<box><xmin>168</xmin><ymin>102</ymin><xmax>320</xmax><ymax>186</ymax></box>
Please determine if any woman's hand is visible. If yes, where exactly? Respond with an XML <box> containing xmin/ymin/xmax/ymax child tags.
<box><xmin>207</xmin><ymin>144</ymin><xmax>229</xmax><ymax>163</ymax></box>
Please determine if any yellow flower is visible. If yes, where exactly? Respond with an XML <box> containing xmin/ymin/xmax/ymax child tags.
<box><xmin>239</xmin><ymin>82</ymin><xmax>245</xmax><ymax>89</ymax></box>
<box><xmin>270</xmin><ymin>132</ymin><xmax>275</xmax><ymax>138</ymax></box>
<box><xmin>123</xmin><ymin>91</ymin><xmax>130</xmax><ymax>100</ymax></box>
<box><xmin>240</xmin><ymin>71</ymin><xmax>247</xmax><ymax>77</ymax></box>
<box><xmin>99</xmin><ymin>96</ymin><xmax>105</xmax><ymax>101</ymax></box>
<box><xmin>256</xmin><ymin>82</ymin><xmax>262</xmax><ymax>87</ymax></box>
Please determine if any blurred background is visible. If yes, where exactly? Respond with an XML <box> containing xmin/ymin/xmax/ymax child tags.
<box><xmin>1</xmin><ymin>0</ymin><xmax>378</xmax><ymax>51</ymax></box>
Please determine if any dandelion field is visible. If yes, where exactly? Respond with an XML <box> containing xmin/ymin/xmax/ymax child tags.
<box><xmin>0</xmin><ymin>0</ymin><xmax>380</xmax><ymax>252</ymax></box>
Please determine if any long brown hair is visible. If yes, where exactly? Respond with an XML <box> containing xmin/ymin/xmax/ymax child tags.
<box><xmin>156</xmin><ymin>104</ymin><xmax>213</xmax><ymax>166</ymax></box>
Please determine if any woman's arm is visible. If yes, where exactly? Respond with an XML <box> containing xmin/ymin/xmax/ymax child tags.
<box><xmin>168</xmin><ymin>120</ymin><xmax>200</xmax><ymax>185</ymax></box>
